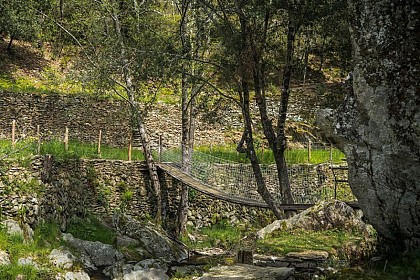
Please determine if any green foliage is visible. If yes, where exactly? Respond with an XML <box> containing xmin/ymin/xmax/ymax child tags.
<box><xmin>121</xmin><ymin>190</ymin><xmax>133</xmax><ymax>202</ymax></box>
<box><xmin>119</xmin><ymin>190</ymin><xmax>134</xmax><ymax>212</ymax></box>
<box><xmin>323</xmin><ymin>250</ymin><xmax>420</xmax><ymax>280</ymax></box>
<box><xmin>0</xmin><ymin>0</ymin><xmax>41</xmax><ymax>46</ymax></box>
<box><xmin>193</xmin><ymin>145</ymin><xmax>345</xmax><ymax>165</ymax></box>
<box><xmin>96</xmin><ymin>185</ymin><xmax>111</xmax><ymax>209</ymax></box>
<box><xmin>0</xmin><ymin>174</ymin><xmax>45</xmax><ymax>197</ymax></box>
<box><xmin>66</xmin><ymin>215</ymin><xmax>116</xmax><ymax>245</ymax></box>
<box><xmin>379</xmin><ymin>250</ymin><xmax>420</xmax><ymax>280</ymax></box>
<box><xmin>0</xmin><ymin>264</ymin><xmax>53</xmax><ymax>280</ymax></box>
<box><xmin>0</xmin><ymin>139</ymin><xmax>37</xmax><ymax>166</ymax></box>
<box><xmin>0</xmin><ymin>221</ymin><xmax>62</xmax><ymax>280</ymax></box>
<box><xmin>184</xmin><ymin>219</ymin><xmax>243</xmax><ymax>250</ymax></box>
<box><xmin>188</xmin><ymin>188</ymin><xmax>197</xmax><ymax>201</ymax></box>
<box><xmin>33</xmin><ymin>221</ymin><xmax>63</xmax><ymax>249</ymax></box>
<box><xmin>116</xmin><ymin>181</ymin><xmax>128</xmax><ymax>192</ymax></box>
<box><xmin>39</xmin><ymin>139</ymin><xmax>144</xmax><ymax>161</ymax></box>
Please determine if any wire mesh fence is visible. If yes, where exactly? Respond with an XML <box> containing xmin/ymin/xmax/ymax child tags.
<box><xmin>1</xmin><ymin>119</ymin><xmax>353</xmax><ymax>204</ymax></box>
<box><xmin>161</xmin><ymin>145</ymin><xmax>354</xmax><ymax>205</ymax></box>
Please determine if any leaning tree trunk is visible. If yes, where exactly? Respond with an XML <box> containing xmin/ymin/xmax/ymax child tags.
<box><xmin>235</xmin><ymin>1</ymin><xmax>284</xmax><ymax>219</ymax></box>
<box><xmin>318</xmin><ymin>0</ymin><xmax>420</xmax><ymax>251</ymax></box>
<box><xmin>240</xmin><ymin>80</ymin><xmax>283</xmax><ymax>219</ymax></box>
<box><xmin>110</xmin><ymin>1</ymin><xmax>163</xmax><ymax>223</ymax></box>
<box><xmin>134</xmin><ymin>110</ymin><xmax>163</xmax><ymax>224</ymax></box>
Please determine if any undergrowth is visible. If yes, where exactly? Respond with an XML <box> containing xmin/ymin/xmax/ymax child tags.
<box><xmin>322</xmin><ymin>250</ymin><xmax>420</xmax><ymax>280</ymax></box>
<box><xmin>191</xmin><ymin>145</ymin><xmax>345</xmax><ymax>165</ymax></box>
<box><xmin>256</xmin><ymin>228</ymin><xmax>367</xmax><ymax>259</ymax></box>
<box><xmin>1</xmin><ymin>138</ymin><xmax>345</xmax><ymax>165</ymax></box>
<box><xmin>0</xmin><ymin>139</ymin><xmax>144</xmax><ymax>161</ymax></box>
<box><xmin>40</xmin><ymin>139</ymin><xmax>144</xmax><ymax>161</ymax></box>
<box><xmin>0</xmin><ymin>221</ymin><xmax>62</xmax><ymax>280</ymax></box>
<box><xmin>66</xmin><ymin>214</ymin><xmax>116</xmax><ymax>245</ymax></box>
<box><xmin>182</xmin><ymin>219</ymin><xmax>244</xmax><ymax>250</ymax></box>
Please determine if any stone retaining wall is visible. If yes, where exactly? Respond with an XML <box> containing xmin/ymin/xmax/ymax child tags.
<box><xmin>0</xmin><ymin>91</ymin><xmax>231</xmax><ymax>149</ymax></box>
<box><xmin>0</xmin><ymin>156</ymin><xmax>274</xmax><ymax>231</ymax></box>
<box><xmin>0</xmin><ymin>91</ymin><xmax>130</xmax><ymax>146</ymax></box>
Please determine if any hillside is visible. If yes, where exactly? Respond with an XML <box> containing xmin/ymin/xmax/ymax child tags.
<box><xmin>0</xmin><ymin>38</ymin><xmax>349</xmax><ymax>148</ymax></box>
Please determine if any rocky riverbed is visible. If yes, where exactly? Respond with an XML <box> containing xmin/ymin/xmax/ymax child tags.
<box><xmin>0</xmin><ymin>200</ymin><xmax>377</xmax><ymax>280</ymax></box>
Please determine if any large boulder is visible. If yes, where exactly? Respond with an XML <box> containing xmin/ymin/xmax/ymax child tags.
<box><xmin>113</xmin><ymin>214</ymin><xmax>187</xmax><ymax>262</ymax></box>
<box><xmin>317</xmin><ymin>1</ymin><xmax>420</xmax><ymax>250</ymax></box>
<box><xmin>257</xmin><ymin>200</ymin><xmax>373</xmax><ymax>239</ymax></box>
<box><xmin>63</xmin><ymin>233</ymin><xmax>123</xmax><ymax>267</ymax></box>
<box><xmin>49</xmin><ymin>247</ymin><xmax>77</xmax><ymax>269</ymax></box>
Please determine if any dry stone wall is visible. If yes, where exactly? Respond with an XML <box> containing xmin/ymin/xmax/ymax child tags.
<box><xmin>0</xmin><ymin>91</ymin><xmax>130</xmax><ymax>146</ymax></box>
<box><xmin>0</xmin><ymin>91</ymin><xmax>327</xmax><ymax>151</ymax></box>
<box><xmin>0</xmin><ymin>91</ymin><xmax>232</xmax><ymax>149</ymax></box>
<box><xmin>0</xmin><ymin>156</ymin><xmax>275</xmax><ymax>231</ymax></box>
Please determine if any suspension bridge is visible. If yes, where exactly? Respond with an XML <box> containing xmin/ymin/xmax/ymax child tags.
<box><xmin>158</xmin><ymin>146</ymin><xmax>357</xmax><ymax>210</ymax></box>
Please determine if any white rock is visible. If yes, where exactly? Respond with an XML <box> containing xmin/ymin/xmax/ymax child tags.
<box><xmin>123</xmin><ymin>268</ymin><xmax>169</xmax><ymax>280</ymax></box>
<box><xmin>64</xmin><ymin>271</ymin><xmax>90</xmax><ymax>280</ymax></box>
<box><xmin>18</xmin><ymin>257</ymin><xmax>39</xmax><ymax>268</ymax></box>
<box><xmin>0</xmin><ymin>250</ymin><xmax>11</xmax><ymax>265</ymax></box>
<box><xmin>49</xmin><ymin>247</ymin><xmax>76</xmax><ymax>269</ymax></box>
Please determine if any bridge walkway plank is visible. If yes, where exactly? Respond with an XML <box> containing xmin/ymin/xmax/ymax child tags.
<box><xmin>159</xmin><ymin>163</ymin><xmax>320</xmax><ymax>211</ymax></box>
<box><xmin>158</xmin><ymin>163</ymin><xmax>358</xmax><ymax>210</ymax></box>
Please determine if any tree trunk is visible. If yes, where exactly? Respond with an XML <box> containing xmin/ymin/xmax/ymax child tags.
<box><xmin>275</xmin><ymin>20</ymin><xmax>295</xmax><ymax>205</ymax></box>
<box><xmin>240</xmin><ymin>80</ymin><xmax>283</xmax><ymax>219</ymax></box>
<box><xmin>318</xmin><ymin>0</ymin><xmax>420</xmax><ymax>251</ymax></box>
<box><xmin>7</xmin><ymin>34</ymin><xmax>15</xmax><ymax>53</ymax></box>
<box><xmin>135</xmin><ymin>110</ymin><xmax>163</xmax><ymax>223</ymax></box>
<box><xmin>111</xmin><ymin>1</ymin><xmax>162</xmax><ymax>223</ymax></box>
<box><xmin>176</xmin><ymin>0</ymin><xmax>194</xmax><ymax>237</ymax></box>
<box><xmin>236</xmin><ymin>1</ymin><xmax>283</xmax><ymax>219</ymax></box>
<box><xmin>318</xmin><ymin>35</ymin><xmax>325</xmax><ymax>72</ymax></box>
<box><xmin>302</xmin><ymin>28</ymin><xmax>310</xmax><ymax>85</ymax></box>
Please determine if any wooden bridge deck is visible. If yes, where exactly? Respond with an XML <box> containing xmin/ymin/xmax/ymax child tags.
<box><xmin>158</xmin><ymin>163</ymin><xmax>359</xmax><ymax>211</ymax></box>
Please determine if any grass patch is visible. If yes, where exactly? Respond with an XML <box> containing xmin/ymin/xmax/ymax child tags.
<box><xmin>182</xmin><ymin>219</ymin><xmax>244</xmax><ymax>250</ymax></box>
<box><xmin>2</xmin><ymin>138</ymin><xmax>343</xmax><ymax>164</ymax></box>
<box><xmin>191</xmin><ymin>145</ymin><xmax>345</xmax><ymax>165</ymax></box>
<box><xmin>0</xmin><ymin>221</ymin><xmax>62</xmax><ymax>280</ymax></box>
<box><xmin>256</xmin><ymin>229</ymin><xmax>365</xmax><ymax>258</ymax></box>
<box><xmin>0</xmin><ymin>139</ymin><xmax>144</xmax><ymax>161</ymax></box>
<box><xmin>40</xmin><ymin>139</ymin><xmax>144</xmax><ymax>161</ymax></box>
<box><xmin>66</xmin><ymin>215</ymin><xmax>116</xmax><ymax>245</ymax></box>
<box><xmin>324</xmin><ymin>250</ymin><xmax>420</xmax><ymax>280</ymax></box>
<box><xmin>0</xmin><ymin>264</ymin><xmax>53</xmax><ymax>280</ymax></box>
<box><xmin>0</xmin><ymin>139</ymin><xmax>38</xmax><ymax>166</ymax></box>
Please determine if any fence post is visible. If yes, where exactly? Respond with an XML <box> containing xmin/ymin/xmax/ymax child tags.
<box><xmin>158</xmin><ymin>134</ymin><xmax>162</xmax><ymax>163</ymax></box>
<box><xmin>37</xmin><ymin>125</ymin><xmax>41</xmax><ymax>154</ymax></box>
<box><xmin>64</xmin><ymin>127</ymin><xmax>69</xmax><ymax>151</ymax></box>
<box><xmin>307</xmin><ymin>140</ymin><xmax>312</xmax><ymax>163</ymax></box>
<box><xmin>261</xmin><ymin>142</ymin><xmax>265</xmax><ymax>161</ymax></box>
<box><xmin>97</xmin><ymin>130</ymin><xmax>102</xmax><ymax>155</ymax></box>
<box><xmin>128</xmin><ymin>132</ymin><xmax>132</xmax><ymax>161</ymax></box>
<box><xmin>11</xmin><ymin>120</ymin><xmax>16</xmax><ymax>146</ymax></box>
<box><xmin>329</xmin><ymin>142</ymin><xmax>333</xmax><ymax>163</ymax></box>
